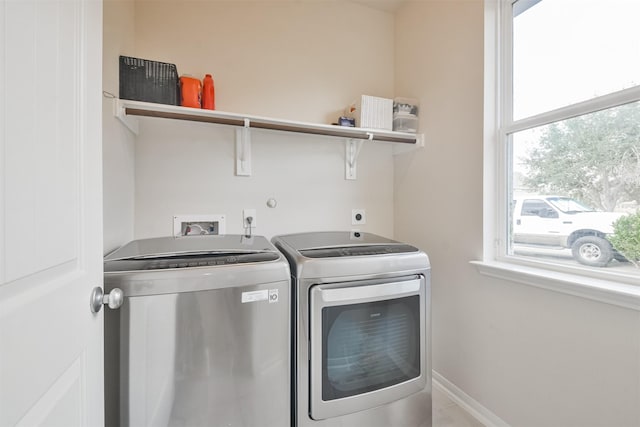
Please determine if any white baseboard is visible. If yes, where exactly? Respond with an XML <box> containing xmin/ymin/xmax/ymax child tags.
<box><xmin>432</xmin><ymin>370</ymin><xmax>510</xmax><ymax>427</ymax></box>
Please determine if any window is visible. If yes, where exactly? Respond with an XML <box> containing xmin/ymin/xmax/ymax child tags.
<box><xmin>520</xmin><ymin>199</ymin><xmax>552</xmax><ymax>216</ymax></box>
<box><xmin>485</xmin><ymin>0</ymin><xmax>640</xmax><ymax>287</ymax></box>
<box><xmin>322</xmin><ymin>296</ymin><xmax>421</xmax><ymax>400</ymax></box>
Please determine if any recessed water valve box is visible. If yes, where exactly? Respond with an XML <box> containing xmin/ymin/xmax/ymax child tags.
<box><xmin>173</xmin><ymin>214</ymin><xmax>226</xmax><ymax>237</ymax></box>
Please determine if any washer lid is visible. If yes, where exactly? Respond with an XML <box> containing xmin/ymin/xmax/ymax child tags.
<box><xmin>275</xmin><ymin>231</ymin><xmax>419</xmax><ymax>258</ymax></box>
<box><xmin>105</xmin><ymin>235</ymin><xmax>276</xmax><ymax>261</ymax></box>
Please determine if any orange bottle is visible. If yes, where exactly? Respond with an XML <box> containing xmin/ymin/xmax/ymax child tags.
<box><xmin>180</xmin><ymin>76</ymin><xmax>202</xmax><ymax>108</ymax></box>
<box><xmin>202</xmin><ymin>74</ymin><xmax>215</xmax><ymax>110</ymax></box>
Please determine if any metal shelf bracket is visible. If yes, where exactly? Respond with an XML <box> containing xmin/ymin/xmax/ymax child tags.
<box><xmin>113</xmin><ymin>100</ymin><xmax>139</xmax><ymax>135</ymax></box>
<box><xmin>345</xmin><ymin>137</ymin><xmax>365</xmax><ymax>180</ymax></box>
<box><xmin>236</xmin><ymin>118</ymin><xmax>252</xmax><ymax>176</ymax></box>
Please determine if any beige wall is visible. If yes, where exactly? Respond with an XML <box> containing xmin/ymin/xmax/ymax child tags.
<box><xmin>135</xmin><ymin>1</ymin><xmax>395</xmax><ymax>124</ymax></box>
<box><xmin>127</xmin><ymin>0</ymin><xmax>396</xmax><ymax>239</ymax></box>
<box><xmin>133</xmin><ymin>119</ymin><xmax>395</xmax><ymax>239</ymax></box>
<box><xmin>394</xmin><ymin>1</ymin><xmax>640</xmax><ymax>426</ymax></box>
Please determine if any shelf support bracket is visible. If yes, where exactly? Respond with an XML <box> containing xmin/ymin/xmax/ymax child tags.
<box><xmin>345</xmin><ymin>137</ymin><xmax>365</xmax><ymax>180</ymax></box>
<box><xmin>113</xmin><ymin>99</ymin><xmax>139</xmax><ymax>135</ymax></box>
<box><xmin>235</xmin><ymin>118</ymin><xmax>252</xmax><ymax>176</ymax></box>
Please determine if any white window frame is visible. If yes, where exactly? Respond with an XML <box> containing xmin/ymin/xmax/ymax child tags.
<box><xmin>476</xmin><ymin>0</ymin><xmax>640</xmax><ymax>310</ymax></box>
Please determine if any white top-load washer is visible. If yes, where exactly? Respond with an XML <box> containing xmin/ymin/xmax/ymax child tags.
<box><xmin>272</xmin><ymin>232</ymin><xmax>431</xmax><ymax>427</ymax></box>
<box><xmin>103</xmin><ymin>235</ymin><xmax>291</xmax><ymax>427</ymax></box>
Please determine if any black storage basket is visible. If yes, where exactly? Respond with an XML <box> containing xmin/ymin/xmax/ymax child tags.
<box><xmin>119</xmin><ymin>56</ymin><xmax>180</xmax><ymax>105</ymax></box>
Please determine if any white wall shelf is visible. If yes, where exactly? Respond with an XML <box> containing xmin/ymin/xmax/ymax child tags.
<box><xmin>115</xmin><ymin>99</ymin><xmax>424</xmax><ymax>179</ymax></box>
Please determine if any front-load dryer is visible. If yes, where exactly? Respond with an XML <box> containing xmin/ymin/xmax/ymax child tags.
<box><xmin>103</xmin><ymin>235</ymin><xmax>291</xmax><ymax>427</ymax></box>
<box><xmin>272</xmin><ymin>232</ymin><xmax>431</xmax><ymax>427</ymax></box>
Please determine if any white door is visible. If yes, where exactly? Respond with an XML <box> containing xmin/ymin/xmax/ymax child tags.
<box><xmin>0</xmin><ymin>0</ymin><xmax>103</xmax><ymax>426</ymax></box>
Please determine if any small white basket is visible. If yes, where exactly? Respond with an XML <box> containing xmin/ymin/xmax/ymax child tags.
<box><xmin>346</xmin><ymin>95</ymin><xmax>393</xmax><ymax>130</ymax></box>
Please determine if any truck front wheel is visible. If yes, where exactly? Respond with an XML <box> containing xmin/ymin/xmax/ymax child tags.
<box><xmin>571</xmin><ymin>236</ymin><xmax>614</xmax><ymax>267</ymax></box>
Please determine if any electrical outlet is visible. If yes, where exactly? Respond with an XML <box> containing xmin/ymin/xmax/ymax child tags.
<box><xmin>243</xmin><ymin>209</ymin><xmax>257</xmax><ymax>228</ymax></box>
<box><xmin>352</xmin><ymin>209</ymin><xmax>366</xmax><ymax>225</ymax></box>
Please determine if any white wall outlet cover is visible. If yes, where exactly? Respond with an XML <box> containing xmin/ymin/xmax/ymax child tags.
<box><xmin>173</xmin><ymin>214</ymin><xmax>226</xmax><ymax>237</ymax></box>
<box><xmin>352</xmin><ymin>209</ymin><xmax>366</xmax><ymax>225</ymax></box>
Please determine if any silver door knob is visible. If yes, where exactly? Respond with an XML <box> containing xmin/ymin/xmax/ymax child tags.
<box><xmin>90</xmin><ymin>287</ymin><xmax>124</xmax><ymax>313</ymax></box>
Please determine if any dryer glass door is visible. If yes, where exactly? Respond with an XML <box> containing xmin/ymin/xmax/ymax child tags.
<box><xmin>309</xmin><ymin>276</ymin><xmax>426</xmax><ymax>420</ymax></box>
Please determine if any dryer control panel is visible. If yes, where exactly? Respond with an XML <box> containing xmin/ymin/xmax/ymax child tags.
<box><xmin>300</xmin><ymin>244</ymin><xmax>418</xmax><ymax>258</ymax></box>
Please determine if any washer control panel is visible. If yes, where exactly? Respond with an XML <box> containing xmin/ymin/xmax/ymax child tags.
<box><xmin>104</xmin><ymin>252</ymin><xmax>280</xmax><ymax>272</ymax></box>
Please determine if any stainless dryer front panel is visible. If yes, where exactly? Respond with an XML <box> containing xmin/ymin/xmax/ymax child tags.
<box><xmin>272</xmin><ymin>231</ymin><xmax>432</xmax><ymax>427</ymax></box>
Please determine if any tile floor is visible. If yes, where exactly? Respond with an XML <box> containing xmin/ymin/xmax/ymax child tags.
<box><xmin>433</xmin><ymin>386</ymin><xmax>485</xmax><ymax>427</ymax></box>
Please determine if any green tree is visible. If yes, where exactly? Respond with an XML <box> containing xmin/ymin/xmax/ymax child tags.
<box><xmin>522</xmin><ymin>103</ymin><xmax>640</xmax><ymax>211</ymax></box>
<box><xmin>610</xmin><ymin>212</ymin><xmax>640</xmax><ymax>268</ymax></box>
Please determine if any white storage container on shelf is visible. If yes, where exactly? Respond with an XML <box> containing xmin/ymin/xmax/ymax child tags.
<box><xmin>393</xmin><ymin>97</ymin><xmax>419</xmax><ymax>133</ymax></box>
<box><xmin>346</xmin><ymin>95</ymin><xmax>393</xmax><ymax>130</ymax></box>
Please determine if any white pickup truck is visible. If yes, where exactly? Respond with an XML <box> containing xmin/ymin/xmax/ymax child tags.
<box><xmin>512</xmin><ymin>196</ymin><xmax>625</xmax><ymax>267</ymax></box>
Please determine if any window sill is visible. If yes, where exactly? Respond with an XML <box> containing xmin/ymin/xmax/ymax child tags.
<box><xmin>470</xmin><ymin>260</ymin><xmax>640</xmax><ymax>311</ymax></box>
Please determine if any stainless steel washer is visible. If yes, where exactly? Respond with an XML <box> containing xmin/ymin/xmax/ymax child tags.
<box><xmin>272</xmin><ymin>232</ymin><xmax>431</xmax><ymax>427</ymax></box>
<box><xmin>103</xmin><ymin>235</ymin><xmax>291</xmax><ymax>427</ymax></box>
